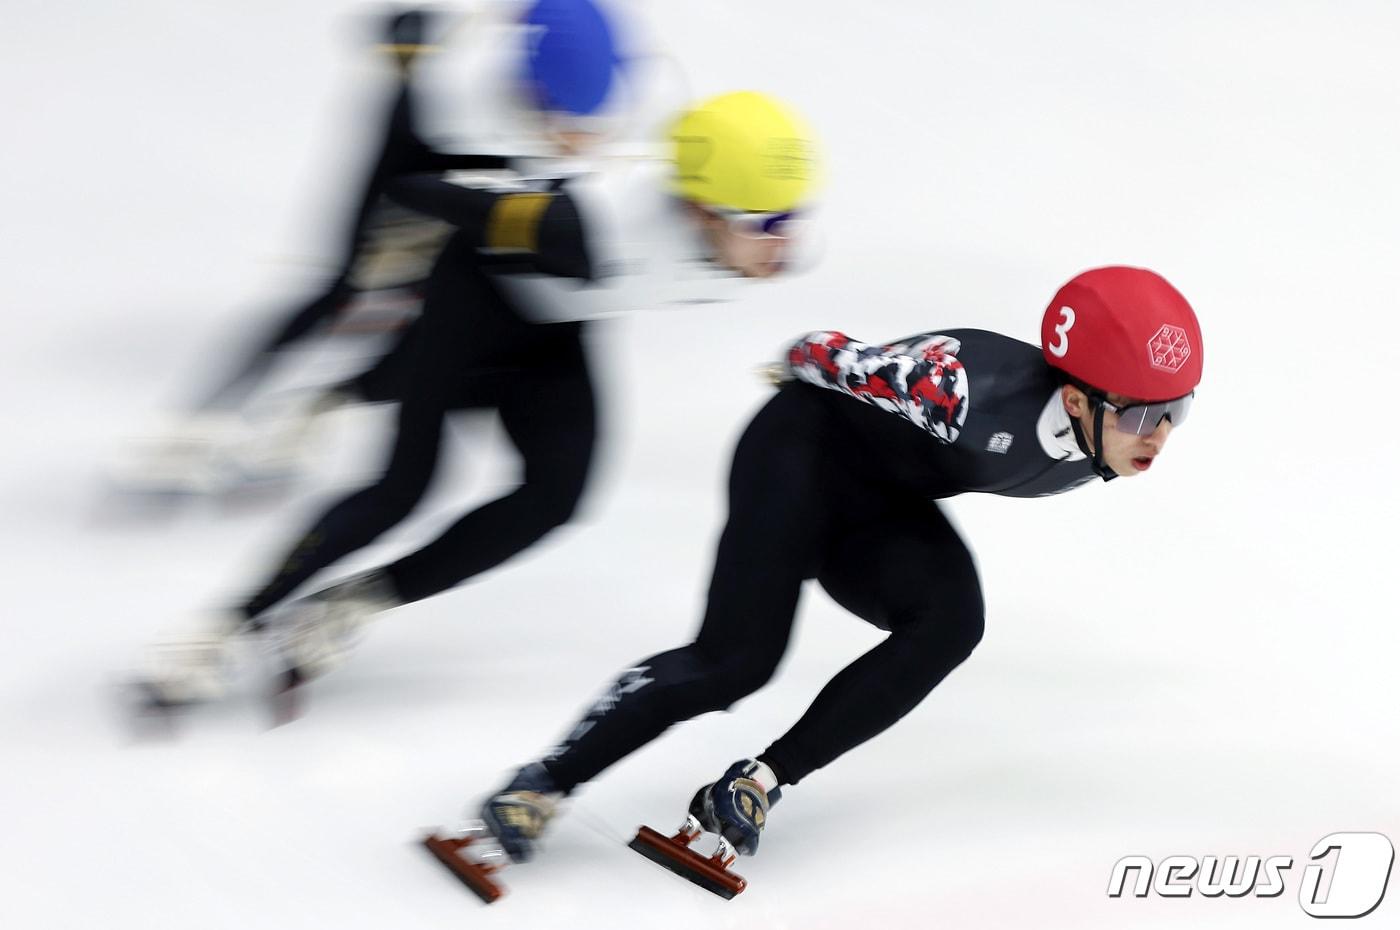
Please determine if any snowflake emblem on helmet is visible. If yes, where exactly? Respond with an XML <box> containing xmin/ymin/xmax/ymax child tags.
<box><xmin>1146</xmin><ymin>324</ymin><xmax>1191</xmax><ymax>373</ymax></box>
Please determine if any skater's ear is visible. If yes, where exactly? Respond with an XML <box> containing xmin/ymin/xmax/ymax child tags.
<box><xmin>680</xmin><ymin>199</ymin><xmax>724</xmax><ymax>231</ymax></box>
<box><xmin>1061</xmin><ymin>383</ymin><xmax>1090</xmax><ymax>419</ymax></box>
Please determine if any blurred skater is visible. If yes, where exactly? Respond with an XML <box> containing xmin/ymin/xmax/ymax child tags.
<box><xmin>113</xmin><ymin>2</ymin><xmax>637</xmax><ymax>499</ymax></box>
<box><xmin>136</xmin><ymin>88</ymin><xmax>822</xmax><ymax>714</ymax></box>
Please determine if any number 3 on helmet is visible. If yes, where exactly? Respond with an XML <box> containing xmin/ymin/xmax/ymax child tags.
<box><xmin>1040</xmin><ymin>266</ymin><xmax>1203</xmax><ymax>402</ymax></box>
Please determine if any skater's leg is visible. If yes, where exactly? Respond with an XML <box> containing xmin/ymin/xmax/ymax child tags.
<box><xmin>383</xmin><ymin>335</ymin><xmax>597</xmax><ymax>602</ymax></box>
<box><xmin>243</xmin><ymin>251</ymin><xmax>558</xmax><ymax>618</ymax></box>
<box><xmin>758</xmin><ymin>502</ymin><xmax>985</xmax><ymax>786</ymax></box>
<box><xmin>235</xmin><ymin>240</ymin><xmax>542</xmax><ymax>620</ymax></box>
<box><xmin>238</xmin><ymin>370</ymin><xmax>450</xmax><ymax>620</ymax></box>
<box><xmin>539</xmin><ymin>388</ymin><xmax>836</xmax><ymax>793</ymax></box>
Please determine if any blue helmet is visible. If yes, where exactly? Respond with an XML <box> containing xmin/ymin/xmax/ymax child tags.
<box><xmin>523</xmin><ymin>0</ymin><xmax>622</xmax><ymax>116</ymax></box>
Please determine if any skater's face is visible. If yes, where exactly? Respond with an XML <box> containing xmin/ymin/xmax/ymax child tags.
<box><xmin>547</xmin><ymin>129</ymin><xmax>602</xmax><ymax>155</ymax></box>
<box><xmin>692</xmin><ymin>206</ymin><xmax>796</xmax><ymax>279</ymax></box>
<box><xmin>1062</xmin><ymin>386</ymin><xmax>1175</xmax><ymax>477</ymax></box>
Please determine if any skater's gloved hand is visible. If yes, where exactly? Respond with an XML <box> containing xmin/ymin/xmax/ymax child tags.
<box><xmin>758</xmin><ymin>341</ymin><xmax>802</xmax><ymax>386</ymax></box>
<box><xmin>755</xmin><ymin>362</ymin><xmax>790</xmax><ymax>387</ymax></box>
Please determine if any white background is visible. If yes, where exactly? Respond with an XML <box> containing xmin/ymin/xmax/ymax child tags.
<box><xmin>2</xmin><ymin>1</ymin><xmax>1397</xmax><ymax>927</ymax></box>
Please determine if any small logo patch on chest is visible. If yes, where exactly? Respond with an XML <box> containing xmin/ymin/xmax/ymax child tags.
<box><xmin>986</xmin><ymin>431</ymin><xmax>1014</xmax><ymax>454</ymax></box>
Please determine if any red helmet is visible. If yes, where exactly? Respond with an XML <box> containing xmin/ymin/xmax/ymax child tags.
<box><xmin>1041</xmin><ymin>266</ymin><xmax>1202</xmax><ymax>401</ymax></box>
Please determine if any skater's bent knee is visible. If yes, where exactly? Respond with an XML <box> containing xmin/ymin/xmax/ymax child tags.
<box><xmin>363</xmin><ymin>491</ymin><xmax>424</xmax><ymax>524</ymax></box>
<box><xmin>707</xmin><ymin>655</ymin><xmax>782</xmax><ymax>709</ymax></box>
<box><xmin>953</xmin><ymin>613</ymin><xmax>986</xmax><ymax>660</ymax></box>
<box><xmin>634</xmin><ymin>646</ymin><xmax>778</xmax><ymax>718</ymax></box>
<box><xmin>896</xmin><ymin>607</ymin><xmax>985</xmax><ymax>664</ymax></box>
<box><xmin>520</xmin><ymin>479</ymin><xmax>587</xmax><ymax>528</ymax></box>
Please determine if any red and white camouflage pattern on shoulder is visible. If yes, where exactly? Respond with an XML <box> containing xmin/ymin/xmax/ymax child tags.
<box><xmin>785</xmin><ymin>331</ymin><xmax>970</xmax><ymax>443</ymax></box>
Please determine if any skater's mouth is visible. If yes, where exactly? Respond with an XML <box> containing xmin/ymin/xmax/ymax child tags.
<box><xmin>1131</xmin><ymin>455</ymin><xmax>1154</xmax><ymax>472</ymax></box>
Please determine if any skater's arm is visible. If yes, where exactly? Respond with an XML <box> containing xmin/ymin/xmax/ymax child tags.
<box><xmin>785</xmin><ymin>331</ymin><xmax>969</xmax><ymax>442</ymax></box>
<box><xmin>414</xmin><ymin>151</ymin><xmax>514</xmax><ymax>173</ymax></box>
<box><xmin>384</xmin><ymin>175</ymin><xmax>593</xmax><ymax>279</ymax></box>
<box><xmin>368</xmin><ymin>67</ymin><xmax>514</xmax><ymax>178</ymax></box>
<box><xmin>382</xmin><ymin>174</ymin><xmax>506</xmax><ymax>228</ymax></box>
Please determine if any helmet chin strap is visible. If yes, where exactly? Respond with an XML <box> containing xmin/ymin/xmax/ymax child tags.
<box><xmin>1070</xmin><ymin>397</ymin><xmax>1118</xmax><ymax>482</ymax></box>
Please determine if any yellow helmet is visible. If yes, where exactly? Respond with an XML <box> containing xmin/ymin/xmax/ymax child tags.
<box><xmin>669</xmin><ymin>91</ymin><xmax>818</xmax><ymax>213</ymax></box>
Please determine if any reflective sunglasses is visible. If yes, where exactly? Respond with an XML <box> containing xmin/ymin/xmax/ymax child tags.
<box><xmin>710</xmin><ymin>208</ymin><xmax>798</xmax><ymax>239</ymax></box>
<box><xmin>1100</xmin><ymin>392</ymin><xmax>1194</xmax><ymax>435</ymax></box>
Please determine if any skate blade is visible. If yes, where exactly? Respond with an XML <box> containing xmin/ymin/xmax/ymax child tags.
<box><xmin>628</xmin><ymin>825</ymin><xmax>746</xmax><ymax>900</ymax></box>
<box><xmin>91</xmin><ymin>485</ymin><xmax>194</xmax><ymax>525</ymax></box>
<box><xmin>121</xmin><ymin>681</ymin><xmax>191</xmax><ymax>740</ymax></box>
<box><xmin>267</xmin><ymin>667</ymin><xmax>307</xmax><ymax>727</ymax></box>
<box><xmin>124</xmin><ymin>675</ymin><xmax>208</xmax><ymax>715</ymax></box>
<box><xmin>422</xmin><ymin>833</ymin><xmax>507</xmax><ymax>904</ymax></box>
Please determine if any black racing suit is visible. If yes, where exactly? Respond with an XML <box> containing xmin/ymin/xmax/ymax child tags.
<box><xmin>240</xmin><ymin>174</ymin><xmax>596</xmax><ymax>617</ymax></box>
<box><xmin>541</xmin><ymin>328</ymin><xmax>1098</xmax><ymax>791</ymax></box>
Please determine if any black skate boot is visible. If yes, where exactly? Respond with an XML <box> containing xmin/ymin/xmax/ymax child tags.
<box><xmin>629</xmin><ymin>759</ymin><xmax>781</xmax><ymax>899</ymax></box>
<box><xmin>480</xmin><ymin>762</ymin><xmax>564</xmax><ymax>863</ymax></box>
<box><xmin>692</xmin><ymin>758</ymin><xmax>782</xmax><ymax>856</ymax></box>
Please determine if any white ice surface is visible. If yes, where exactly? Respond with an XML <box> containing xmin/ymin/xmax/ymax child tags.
<box><xmin>2</xmin><ymin>2</ymin><xmax>1398</xmax><ymax>928</ymax></box>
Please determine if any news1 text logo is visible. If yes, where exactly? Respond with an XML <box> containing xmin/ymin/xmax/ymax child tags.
<box><xmin>1108</xmin><ymin>832</ymin><xmax>1394</xmax><ymax>919</ymax></box>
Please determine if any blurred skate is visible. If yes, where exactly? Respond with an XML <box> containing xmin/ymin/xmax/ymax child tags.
<box><xmin>125</xmin><ymin>570</ymin><xmax>399</xmax><ymax>732</ymax></box>
<box><xmin>125</xmin><ymin>611</ymin><xmax>260</xmax><ymax>731</ymax></box>
<box><xmin>105</xmin><ymin>413</ymin><xmax>248</xmax><ymax>506</ymax></box>
<box><xmin>629</xmin><ymin>759</ymin><xmax>780</xmax><ymax>899</ymax></box>
<box><xmin>216</xmin><ymin>392</ymin><xmax>342</xmax><ymax>502</ymax></box>
<box><xmin>271</xmin><ymin>568</ymin><xmax>400</xmax><ymax>686</ymax></box>
<box><xmin>104</xmin><ymin>400</ymin><xmax>332</xmax><ymax>511</ymax></box>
